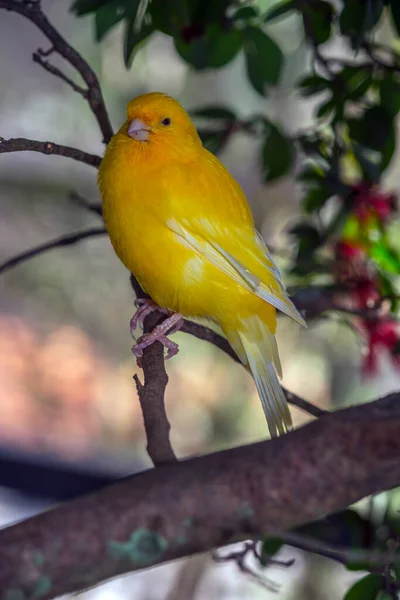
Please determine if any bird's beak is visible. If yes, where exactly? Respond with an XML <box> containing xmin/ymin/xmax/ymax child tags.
<box><xmin>128</xmin><ymin>118</ymin><xmax>152</xmax><ymax>141</ymax></box>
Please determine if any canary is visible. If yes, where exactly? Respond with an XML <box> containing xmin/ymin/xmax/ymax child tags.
<box><xmin>98</xmin><ymin>92</ymin><xmax>306</xmax><ymax>436</ymax></box>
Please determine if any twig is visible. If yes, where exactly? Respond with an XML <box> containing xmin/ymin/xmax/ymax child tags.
<box><xmin>179</xmin><ymin>319</ymin><xmax>327</xmax><ymax>418</ymax></box>
<box><xmin>0</xmin><ymin>0</ymin><xmax>114</xmax><ymax>143</ymax></box>
<box><xmin>0</xmin><ymin>392</ymin><xmax>399</xmax><ymax>599</ymax></box>
<box><xmin>33</xmin><ymin>49</ymin><xmax>88</xmax><ymax>96</ymax></box>
<box><xmin>69</xmin><ymin>191</ymin><xmax>103</xmax><ymax>217</ymax></box>
<box><xmin>0</xmin><ymin>137</ymin><xmax>101</xmax><ymax>168</ymax></box>
<box><xmin>213</xmin><ymin>542</ymin><xmax>280</xmax><ymax>592</ymax></box>
<box><xmin>279</xmin><ymin>530</ymin><xmax>400</xmax><ymax>567</ymax></box>
<box><xmin>131</xmin><ymin>278</ymin><xmax>177</xmax><ymax>465</ymax></box>
<box><xmin>0</xmin><ymin>227</ymin><xmax>106</xmax><ymax>275</ymax></box>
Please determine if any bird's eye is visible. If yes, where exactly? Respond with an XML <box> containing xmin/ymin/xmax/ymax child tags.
<box><xmin>161</xmin><ymin>117</ymin><xmax>171</xmax><ymax>126</ymax></box>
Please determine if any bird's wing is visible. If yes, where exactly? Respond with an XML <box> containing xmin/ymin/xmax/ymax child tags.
<box><xmin>167</xmin><ymin>217</ymin><xmax>306</xmax><ymax>327</ymax></box>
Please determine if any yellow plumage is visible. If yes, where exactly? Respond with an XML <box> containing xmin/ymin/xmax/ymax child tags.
<box><xmin>98</xmin><ymin>92</ymin><xmax>306</xmax><ymax>437</ymax></box>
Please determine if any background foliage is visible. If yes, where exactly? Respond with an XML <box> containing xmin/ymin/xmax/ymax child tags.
<box><xmin>67</xmin><ymin>1</ymin><xmax>400</xmax><ymax>598</ymax></box>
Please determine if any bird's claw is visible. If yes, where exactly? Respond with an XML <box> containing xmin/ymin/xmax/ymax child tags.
<box><xmin>130</xmin><ymin>299</ymin><xmax>166</xmax><ymax>337</ymax></box>
<box><xmin>131</xmin><ymin>311</ymin><xmax>184</xmax><ymax>367</ymax></box>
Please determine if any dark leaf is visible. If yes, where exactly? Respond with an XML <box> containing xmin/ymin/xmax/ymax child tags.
<box><xmin>243</xmin><ymin>26</ymin><xmax>284</xmax><ymax>95</ymax></box>
<box><xmin>380</xmin><ymin>124</ymin><xmax>396</xmax><ymax>173</ymax></box>
<box><xmin>149</xmin><ymin>0</ymin><xmax>186</xmax><ymax>36</ymax></box>
<box><xmin>175</xmin><ymin>24</ymin><xmax>242</xmax><ymax>70</ymax></box>
<box><xmin>339</xmin><ymin>65</ymin><xmax>373</xmax><ymax>99</ymax></box>
<box><xmin>192</xmin><ymin>106</ymin><xmax>236</xmax><ymax>120</ymax></box>
<box><xmin>289</xmin><ymin>222</ymin><xmax>322</xmax><ymax>256</ymax></box>
<box><xmin>303</xmin><ymin>0</ymin><xmax>334</xmax><ymax>46</ymax></box>
<box><xmin>380</xmin><ymin>72</ymin><xmax>400</xmax><ymax>116</ymax></box>
<box><xmin>349</xmin><ymin>106</ymin><xmax>393</xmax><ymax>152</ymax></box>
<box><xmin>262</xmin><ymin>124</ymin><xmax>295</xmax><ymax>181</ymax></box>
<box><xmin>234</xmin><ymin>6</ymin><xmax>258</xmax><ymax>20</ymax></box>
<box><xmin>95</xmin><ymin>0</ymin><xmax>127</xmax><ymax>40</ymax></box>
<box><xmin>298</xmin><ymin>74</ymin><xmax>331</xmax><ymax>97</ymax></box>
<box><xmin>263</xmin><ymin>0</ymin><xmax>296</xmax><ymax>23</ymax></box>
<box><xmin>198</xmin><ymin>129</ymin><xmax>230</xmax><ymax>154</ymax></box>
<box><xmin>261</xmin><ymin>538</ymin><xmax>283</xmax><ymax>561</ymax></box>
<box><xmin>124</xmin><ymin>17</ymin><xmax>154</xmax><ymax>68</ymax></box>
<box><xmin>390</xmin><ymin>0</ymin><xmax>400</xmax><ymax>36</ymax></box>
<box><xmin>353</xmin><ymin>144</ymin><xmax>382</xmax><ymax>183</ymax></box>
<box><xmin>316</xmin><ymin>96</ymin><xmax>335</xmax><ymax>118</ymax></box>
<box><xmin>71</xmin><ymin>0</ymin><xmax>110</xmax><ymax>16</ymax></box>
<box><xmin>303</xmin><ymin>186</ymin><xmax>332</xmax><ymax>213</ymax></box>
<box><xmin>344</xmin><ymin>574</ymin><xmax>384</xmax><ymax>600</ymax></box>
<box><xmin>340</xmin><ymin>0</ymin><xmax>384</xmax><ymax>46</ymax></box>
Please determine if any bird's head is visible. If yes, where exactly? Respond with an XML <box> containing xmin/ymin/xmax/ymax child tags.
<box><xmin>120</xmin><ymin>92</ymin><xmax>201</xmax><ymax>150</ymax></box>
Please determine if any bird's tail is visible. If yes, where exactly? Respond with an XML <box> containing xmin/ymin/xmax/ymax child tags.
<box><xmin>225</xmin><ymin>315</ymin><xmax>291</xmax><ymax>437</ymax></box>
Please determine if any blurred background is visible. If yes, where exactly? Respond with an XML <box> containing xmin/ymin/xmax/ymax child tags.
<box><xmin>0</xmin><ymin>0</ymin><xmax>400</xmax><ymax>598</ymax></box>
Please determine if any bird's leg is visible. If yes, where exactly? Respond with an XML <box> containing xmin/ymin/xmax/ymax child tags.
<box><xmin>130</xmin><ymin>298</ymin><xmax>168</xmax><ymax>337</ymax></box>
<box><xmin>132</xmin><ymin>312</ymin><xmax>184</xmax><ymax>366</ymax></box>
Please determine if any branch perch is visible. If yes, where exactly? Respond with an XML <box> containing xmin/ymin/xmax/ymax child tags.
<box><xmin>0</xmin><ymin>137</ymin><xmax>101</xmax><ymax>168</ymax></box>
<box><xmin>0</xmin><ymin>393</ymin><xmax>399</xmax><ymax>599</ymax></box>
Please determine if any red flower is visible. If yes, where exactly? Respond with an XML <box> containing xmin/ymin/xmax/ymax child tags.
<box><xmin>361</xmin><ymin>319</ymin><xmax>400</xmax><ymax>375</ymax></box>
<box><xmin>351</xmin><ymin>183</ymin><xmax>397</xmax><ymax>224</ymax></box>
<box><xmin>335</xmin><ymin>240</ymin><xmax>365</xmax><ymax>260</ymax></box>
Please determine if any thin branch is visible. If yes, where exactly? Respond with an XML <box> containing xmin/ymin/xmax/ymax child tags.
<box><xmin>69</xmin><ymin>191</ymin><xmax>103</xmax><ymax>217</ymax></box>
<box><xmin>130</xmin><ymin>277</ymin><xmax>177</xmax><ymax>465</ymax></box>
<box><xmin>0</xmin><ymin>227</ymin><xmax>106</xmax><ymax>275</ymax></box>
<box><xmin>279</xmin><ymin>531</ymin><xmax>400</xmax><ymax>567</ymax></box>
<box><xmin>179</xmin><ymin>319</ymin><xmax>327</xmax><ymax>418</ymax></box>
<box><xmin>0</xmin><ymin>137</ymin><xmax>101</xmax><ymax>167</ymax></box>
<box><xmin>0</xmin><ymin>393</ymin><xmax>399</xmax><ymax>599</ymax></box>
<box><xmin>32</xmin><ymin>49</ymin><xmax>88</xmax><ymax>96</ymax></box>
<box><xmin>0</xmin><ymin>0</ymin><xmax>113</xmax><ymax>143</ymax></box>
<box><xmin>213</xmin><ymin>542</ymin><xmax>281</xmax><ymax>592</ymax></box>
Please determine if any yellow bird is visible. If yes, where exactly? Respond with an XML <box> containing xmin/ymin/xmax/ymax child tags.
<box><xmin>98</xmin><ymin>92</ymin><xmax>306</xmax><ymax>437</ymax></box>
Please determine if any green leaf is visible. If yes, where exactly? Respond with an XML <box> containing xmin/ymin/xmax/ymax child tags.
<box><xmin>124</xmin><ymin>17</ymin><xmax>153</xmax><ymax>68</ymax></box>
<box><xmin>344</xmin><ymin>574</ymin><xmax>384</xmax><ymax>600</ymax></box>
<box><xmin>303</xmin><ymin>186</ymin><xmax>332</xmax><ymax>213</ymax></box>
<box><xmin>339</xmin><ymin>66</ymin><xmax>373</xmax><ymax>99</ymax></box>
<box><xmin>349</xmin><ymin>106</ymin><xmax>394</xmax><ymax>152</ymax></box>
<box><xmin>353</xmin><ymin>144</ymin><xmax>382</xmax><ymax>183</ymax></box>
<box><xmin>262</xmin><ymin>124</ymin><xmax>295</xmax><ymax>181</ymax></box>
<box><xmin>198</xmin><ymin>129</ymin><xmax>229</xmax><ymax>154</ymax></box>
<box><xmin>234</xmin><ymin>6</ymin><xmax>258</xmax><ymax>20</ymax></box>
<box><xmin>369</xmin><ymin>242</ymin><xmax>400</xmax><ymax>274</ymax></box>
<box><xmin>316</xmin><ymin>97</ymin><xmax>335</xmax><ymax>118</ymax></box>
<box><xmin>298</xmin><ymin>74</ymin><xmax>331</xmax><ymax>97</ymax></box>
<box><xmin>303</xmin><ymin>1</ymin><xmax>334</xmax><ymax>46</ymax></box>
<box><xmin>71</xmin><ymin>0</ymin><xmax>110</xmax><ymax>15</ymax></box>
<box><xmin>390</xmin><ymin>0</ymin><xmax>400</xmax><ymax>36</ymax></box>
<box><xmin>380</xmin><ymin>72</ymin><xmax>400</xmax><ymax>116</ymax></box>
<box><xmin>289</xmin><ymin>222</ymin><xmax>322</xmax><ymax>256</ymax></box>
<box><xmin>95</xmin><ymin>0</ymin><xmax>127</xmax><ymax>40</ymax></box>
<box><xmin>380</xmin><ymin>124</ymin><xmax>396</xmax><ymax>173</ymax></box>
<box><xmin>192</xmin><ymin>106</ymin><xmax>236</xmax><ymax>120</ymax></box>
<box><xmin>263</xmin><ymin>0</ymin><xmax>296</xmax><ymax>23</ymax></box>
<box><xmin>175</xmin><ymin>25</ymin><xmax>242</xmax><ymax>70</ymax></box>
<box><xmin>340</xmin><ymin>0</ymin><xmax>384</xmax><ymax>46</ymax></box>
<box><xmin>261</xmin><ymin>537</ymin><xmax>283</xmax><ymax>560</ymax></box>
<box><xmin>243</xmin><ymin>26</ymin><xmax>283</xmax><ymax>95</ymax></box>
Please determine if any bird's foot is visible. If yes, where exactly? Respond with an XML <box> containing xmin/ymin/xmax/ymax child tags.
<box><xmin>132</xmin><ymin>312</ymin><xmax>184</xmax><ymax>367</ymax></box>
<box><xmin>130</xmin><ymin>298</ymin><xmax>168</xmax><ymax>337</ymax></box>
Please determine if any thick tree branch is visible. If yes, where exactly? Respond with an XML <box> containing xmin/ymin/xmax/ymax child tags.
<box><xmin>0</xmin><ymin>0</ymin><xmax>114</xmax><ymax>144</ymax></box>
<box><xmin>0</xmin><ymin>227</ymin><xmax>106</xmax><ymax>275</ymax></box>
<box><xmin>0</xmin><ymin>137</ymin><xmax>101</xmax><ymax>167</ymax></box>
<box><xmin>0</xmin><ymin>393</ymin><xmax>399</xmax><ymax>599</ymax></box>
